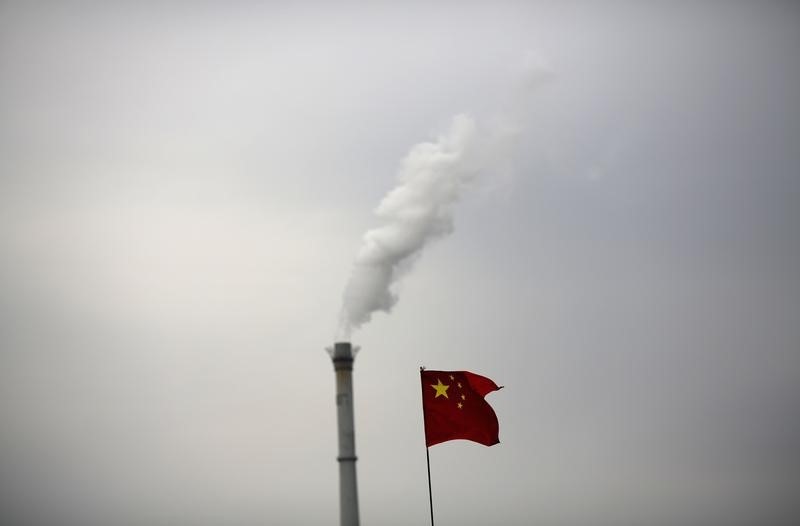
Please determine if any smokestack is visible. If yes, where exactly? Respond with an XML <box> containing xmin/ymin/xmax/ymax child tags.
<box><xmin>328</xmin><ymin>342</ymin><xmax>360</xmax><ymax>526</ymax></box>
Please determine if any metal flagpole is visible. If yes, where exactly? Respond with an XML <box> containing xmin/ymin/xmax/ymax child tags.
<box><xmin>420</xmin><ymin>367</ymin><xmax>435</xmax><ymax>526</ymax></box>
<box><xmin>425</xmin><ymin>446</ymin><xmax>435</xmax><ymax>526</ymax></box>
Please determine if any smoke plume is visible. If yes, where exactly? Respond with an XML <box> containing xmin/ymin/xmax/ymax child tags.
<box><xmin>339</xmin><ymin>114</ymin><xmax>486</xmax><ymax>337</ymax></box>
<box><xmin>338</xmin><ymin>56</ymin><xmax>551</xmax><ymax>339</ymax></box>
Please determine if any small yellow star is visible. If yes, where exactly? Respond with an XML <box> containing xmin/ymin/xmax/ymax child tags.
<box><xmin>449</xmin><ymin>375</ymin><xmax>455</xmax><ymax>380</ymax></box>
<box><xmin>461</xmin><ymin>394</ymin><xmax>466</xmax><ymax>400</ymax></box>
<box><xmin>457</xmin><ymin>382</ymin><xmax>462</xmax><ymax>388</ymax></box>
<box><xmin>431</xmin><ymin>378</ymin><xmax>450</xmax><ymax>399</ymax></box>
<box><xmin>457</xmin><ymin>402</ymin><xmax>463</xmax><ymax>409</ymax></box>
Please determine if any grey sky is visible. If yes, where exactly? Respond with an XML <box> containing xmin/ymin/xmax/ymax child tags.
<box><xmin>1</xmin><ymin>2</ymin><xmax>799</xmax><ymax>525</ymax></box>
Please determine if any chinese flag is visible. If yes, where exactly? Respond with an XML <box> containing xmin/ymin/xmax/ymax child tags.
<box><xmin>421</xmin><ymin>370</ymin><xmax>502</xmax><ymax>447</ymax></box>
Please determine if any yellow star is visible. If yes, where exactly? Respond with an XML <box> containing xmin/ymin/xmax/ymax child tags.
<box><xmin>430</xmin><ymin>378</ymin><xmax>450</xmax><ymax>399</ymax></box>
<box><xmin>449</xmin><ymin>375</ymin><xmax>455</xmax><ymax>380</ymax></box>
<box><xmin>457</xmin><ymin>402</ymin><xmax>463</xmax><ymax>409</ymax></box>
<box><xmin>457</xmin><ymin>382</ymin><xmax>462</xmax><ymax>388</ymax></box>
<box><xmin>461</xmin><ymin>394</ymin><xmax>466</xmax><ymax>400</ymax></box>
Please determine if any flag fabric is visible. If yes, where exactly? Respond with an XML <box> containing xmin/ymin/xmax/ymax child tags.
<box><xmin>420</xmin><ymin>369</ymin><xmax>502</xmax><ymax>447</ymax></box>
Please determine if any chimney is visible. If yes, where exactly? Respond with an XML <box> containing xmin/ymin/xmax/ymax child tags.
<box><xmin>328</xmin><ymin>342</ymin><xmax>360</xmax><ymax>526</ymax></box>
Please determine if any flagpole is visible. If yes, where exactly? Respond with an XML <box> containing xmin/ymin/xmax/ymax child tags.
<box><xmin>425</xmin><ymin>445</ymin><xmax>434</xmax><ymax>526</ymax></box>
<box><xmin>420</xmin><ymin>367</ymin><xmax>435</xmax><ymax>526</ymax></box>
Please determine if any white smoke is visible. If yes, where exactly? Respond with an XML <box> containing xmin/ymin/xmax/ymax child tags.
<box><xmin>338</xmin><ymin>56</ymin><xmax>553</xmax><ymax>338</ymax></box>
<box><xmin>339</xmin><ymin>114</ymin><xmax>485</xmax><ymax>337</ymax></box>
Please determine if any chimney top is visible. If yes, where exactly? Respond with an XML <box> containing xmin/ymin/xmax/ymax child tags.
<box><xmin>329</xmin><ymin>342</ymin><xmax>358</xmax><ymax>370</ymax></box>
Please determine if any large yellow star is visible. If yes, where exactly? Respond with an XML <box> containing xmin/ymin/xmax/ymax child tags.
<box><xmin>430</xmin><ymin>378</ymin><xmax>450</xmax><ymax>399</ymax></box>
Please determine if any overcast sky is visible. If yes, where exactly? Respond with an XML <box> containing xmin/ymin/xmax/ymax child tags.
<box><xmin>1</xmin><ymin>2</ymin><xmax>799</xmax><ymax>525</ymax></box>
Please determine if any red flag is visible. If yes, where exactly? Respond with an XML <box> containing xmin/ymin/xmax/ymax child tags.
<box><xmin>421</xmin><ymin>369</ymin><xmax>502</xmax><ymax>447</ymax></box>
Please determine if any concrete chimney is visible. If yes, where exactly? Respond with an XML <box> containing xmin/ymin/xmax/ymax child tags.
<box><xmin>328</xmin><ymin>342</ymin><xmax>360</xmax><ymax>526</ymax></box>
